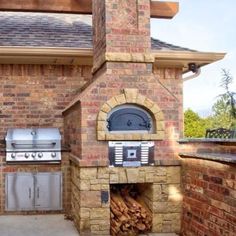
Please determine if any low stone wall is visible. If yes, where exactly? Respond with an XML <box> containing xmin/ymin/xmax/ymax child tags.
<box><xmin>70</xmin><ymin>156</ymin><xmax>182</xmax><ymax>235</ymax></box>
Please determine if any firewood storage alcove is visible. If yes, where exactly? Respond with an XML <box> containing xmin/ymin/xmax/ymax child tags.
<box><xmin>110</xmin><ymin>183</ymin><xmax>152</xmax><ymax>236</ymax></box>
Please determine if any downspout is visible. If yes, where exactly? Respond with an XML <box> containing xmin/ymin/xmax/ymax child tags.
<box><xmin>183</xmin><ymin>63</ymin><xmax>201</xmax><ymax>82</ymax></box>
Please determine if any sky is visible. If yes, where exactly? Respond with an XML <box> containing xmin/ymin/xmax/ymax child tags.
<box><xmin>151</xmin><ymin>0</ymin><xmax>236</xmax><ymax>117</ymax></box>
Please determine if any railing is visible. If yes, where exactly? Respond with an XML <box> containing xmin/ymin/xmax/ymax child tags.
<box><xmin>205</xmin><ymin>127</ymin><xmax>236</xmax><ymax>139</ymax></box>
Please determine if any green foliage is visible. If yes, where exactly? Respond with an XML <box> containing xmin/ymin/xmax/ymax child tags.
<box><xmin>184</xmin><ymin>109</ymin><xmax>210</xmax><ymax>138</ymax></box>
<box><xmin>184</xmin><ymin>69</ymin><xmax>236</xmax><ymax>138</ymax></box>
<box><xmin>211</xmin><ymin>94</ymin><xmax>236</xmax><ymax>128</ymax></box>
<box><xmin>217</xmin><ymin>69</ymin><xmax>236</xmax><ymax>126</ymax></box>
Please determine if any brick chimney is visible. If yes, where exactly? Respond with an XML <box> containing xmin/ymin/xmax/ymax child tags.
<box><xmin>92</xmin><ymin>0</ymin><xmax>153</xmax><ymax>72</ymax></box>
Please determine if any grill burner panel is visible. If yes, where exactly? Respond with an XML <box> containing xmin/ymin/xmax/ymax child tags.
<box><xmin>5</xmin><ymin>128</ymin><xmax>61</xmax><ymax>163</ymax></box>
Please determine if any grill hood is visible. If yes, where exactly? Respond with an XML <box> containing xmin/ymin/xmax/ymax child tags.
<box><xmin>6</xmin><ymin>128</ymin><xmax>61</xmax><ymax>151</ymax></box>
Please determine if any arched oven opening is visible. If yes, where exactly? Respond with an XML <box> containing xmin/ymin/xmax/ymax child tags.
<box><xmin>107</xmin><ymin>105</ymin><xmax>154</xmax><ymax>133</ymax></box>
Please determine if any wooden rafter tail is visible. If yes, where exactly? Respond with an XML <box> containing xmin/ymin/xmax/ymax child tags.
<box><xmin>0</xmin><ymin>0</ymin><xmax>179</xmax><ymax>19</ymax></box>
<box><xmin>150</xmin><ymin>1</ymin><xmax>179</xmax><ymax>19</ymax></box>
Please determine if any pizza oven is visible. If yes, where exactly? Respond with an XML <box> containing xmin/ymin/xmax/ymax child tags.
<box><xmin>107</xmin><ymin>105</ymin><xmax>155</xmax><ymax>167</ymax></box>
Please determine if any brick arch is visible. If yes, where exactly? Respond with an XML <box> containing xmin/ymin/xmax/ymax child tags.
<box><xmin>97</xmin><ymin>88</ymin><xmax>165</xmax><ymax>141</ymax></box>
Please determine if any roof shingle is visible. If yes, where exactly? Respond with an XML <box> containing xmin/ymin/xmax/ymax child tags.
<box><xmin>0</xmin><ymin>12</ymin><xmax>195</xmax><ymax>52</ymax></box>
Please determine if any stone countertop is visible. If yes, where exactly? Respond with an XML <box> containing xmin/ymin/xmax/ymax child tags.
<box><xmin>179</xmin><ymin>138</ymin><xmax>236</xmax><ymax>145</ymax></box>
<box><xmin>179</xmin><ymin>152</ymin><xmax>236</xmax><ymax>164</ymax></box>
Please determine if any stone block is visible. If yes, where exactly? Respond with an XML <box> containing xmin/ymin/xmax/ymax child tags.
<box><xmin>150</xmin><ymin>104</ymin><xmax>161</xmax><ymax>114</ymax></box>
<box><xmin>152</xmin><ymin>214</ymin><xmax>163</xmax><ymax>233</ymax></box>
<box><xmin>115</xmin><ymin>94</ymin><xmax>126</xmax><ymax>105</ymax></box>
<box><xmin>150</xmin><ymin>132</ymin><xmax>165</xmax><ymax>140</ymax></box>
<box><xmin>167</xmin><ymin>167</ymin><xmax>181</xmax><ymax>184</ymax></box>
<box><xmin>97</xmin><ymin>131</ymin><xmax>106</xmax><ymax>140</ymax></box>
<box><xmin>155</xmin><ymin>112</ymin><xmax>164</xmax><ymax>121</ymax></box>
<box><xmin>144</xmin><ymin>98</ymin><xmax>155</xmax><ymax>110</ymax></box>
<box><xmin>153</xmin><ymin>174</ymin><xmax>167</xmax><ymax>183</ymax></box>
<box><xmin>146</xmin><ymin>172</ymin><xmax>154</xmax><ymax>182</ymax></box>
<box><xmin>90</xmin><ymin>208</ymin><xmax>110</xmax><ymax>220</ymax></box>
<box><xmin>97</xmin><ymin>121</ymin><xmax>106</xmax><ymax>131</ymax></box>
<box><xmin>107</xmin><ymin>97</ymin><xmax>118</xmax><ymax>109</ymax></box>
<box><xmin>123</xmin><ymin>88</ymin><xmax>138</xmax><ymax>103</ymax></box>
<box><xmin>144</xmin><ymin>53</ymin><xmax>155</xmax><ymax>62</ymax></box>
<box><xmin>80</xmin><ymin>191</ymin><xmax>101</xmax><ymax>207</ymax></box>
<box><xmin>97</xmin><ymin>111</ymin><xmax>107</xmax><ymax>121</ymax></box>
<box><xmin>91</xmin><ymin>184</ymin><xmax>101</xmax><ymax>191</ymax></box>
<box><xmin>118</xmin><ymin>169</ymin><xmax>128</xmax><ymax>183</ymax></box>
<box><xmin>131</xmin><ymin>53</ymin><xmax>144</xmax><ymax>62</ymax></box>
<box><xmin>97</xmin><ymin>168</ymin><xmax>110</xmax><ymax>179</ymax></box>
<box><xmin>80</xmin><ymin>168</ymin><xmax>97</xmax><ymax>180</ymax></box>
<box><xmin>100</xmin><ymin>103</ymin><xmax>111</xmax><ymax>113</ymax></box>
<box><xmin>110</xmin><ymin>173</ymin><xmax>119</xmax><ymax>183</ymax></box>
<box><xmin>156</xmin><ymin>121</ymin><xmax>165</xmax><ymax>131</ymax></box>
<box><xmin>126</xmin><ymin>168</ymin><xmax>139</xmax><ymax>183</ymax></box>
<box><xmin>80</xmin><ymin>208</ymin><xmax>90</xmax><ymax>218</ymax></box>
<box><xmin>106</xmin><ymin>133</ymin><xmax>125</xmax><ymax>140</ymax></box>
<box><xmin>80</xmin><ymin>180</ymin><xmax>91</xmax><ymax>191</ymax></box>
<box><xmin>136</xmin><ymin>94</ymin><xmax>146</xmax><ymax>106</ymax></box>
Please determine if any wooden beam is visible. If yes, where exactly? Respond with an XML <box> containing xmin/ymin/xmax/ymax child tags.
<box><xmin>0</xmin><ymin>1</ymin><xmax>179</xmax><ymax>18</ymax></box>
<box><xmin>151</xmin><ymin>1</ymin><xmax>179</xmax><ymax>19</ymax></box>
<box><xmin>0</xmin><ymin>0</ymin><xmax>92</xmax><ymax>14</ymax></box>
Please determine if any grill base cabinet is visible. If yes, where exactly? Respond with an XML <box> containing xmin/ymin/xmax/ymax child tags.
<box><xmin>5</xmin><ymin>172</ymin><xmax>62</xmax><ymax>211</ymax></box>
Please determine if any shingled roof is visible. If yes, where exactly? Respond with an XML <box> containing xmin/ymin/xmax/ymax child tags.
<box><xmin>0</xmin><ymin>12</ymin><xmax>195</xmax><ymax>52</ymax></box>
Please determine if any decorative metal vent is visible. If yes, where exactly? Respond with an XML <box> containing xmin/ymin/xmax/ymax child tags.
<box><xmin>107</xmin><ymin>107</ymin><xmax>152</xmax><ymax>132</ymax></box>
<box><xmin>109</xmin><ymin>141</ymin><xmax>154</xmax><ymax>167</ymax></box>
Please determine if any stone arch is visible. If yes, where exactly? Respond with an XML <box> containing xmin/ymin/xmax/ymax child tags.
<box><xmin>97</xmin><ymin>88</ymin><xmax>165</xmax><ymax>140</ymax></box>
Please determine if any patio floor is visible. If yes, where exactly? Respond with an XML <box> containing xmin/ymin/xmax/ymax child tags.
<box><xmin>0</xmin><ymin>214</ymin><xmax>79</xmax><ymax>236</ymax></box>
<box><xmin>0</xmin><ymin>214</ymin><xmax>179</xmax><ymax>236</ymax></box>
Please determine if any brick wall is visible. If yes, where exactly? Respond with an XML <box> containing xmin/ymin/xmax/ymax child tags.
<box><xmin>181</xmin><ymin>142</ymin><xmax>236</xmax><ymax>236</ymax></box>
<box><xmin>64</xmin><ymin>63</ymin><xmax>183</xmax><ymax>167</ymax></box>
<box><xmin>0</xmin><ymin>64</ymin><xmax>92</xmax><ymax>140</ymax></box>
<box><xmin>0</xmin><ymin>64</ymin><xmax>92</xmax><ymax>214</ymax></box>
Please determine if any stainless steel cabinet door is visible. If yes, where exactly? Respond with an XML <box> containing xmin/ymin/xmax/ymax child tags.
<box><xmin>35</xmin><ymin>172</ymin><xmax>62</xmax><ymax>210</ymax></box>
<box><xmin>5</xmin><ymin>173</ymin><xmax>34</xmax><ymax>211</ymax></box>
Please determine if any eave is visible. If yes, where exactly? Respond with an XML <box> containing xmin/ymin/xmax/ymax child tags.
<box><xmin>0</xmin><ymin>47</ymin><xmax>225</xmax><ymax>74</ymax></box>
<box><xmin>0</xmin><ymin>47</ymin><xmax>93</xmax><ymax>65</ymax></box>
<box><xmin>153</xmin><ymin>51</ymin><xmax>226</xmax><ymax>73</ymax></box>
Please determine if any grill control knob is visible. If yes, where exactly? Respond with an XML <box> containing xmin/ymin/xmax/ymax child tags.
<box><xmin>11</xmin><ymin>153</ymin><xmax>16</xmax><ymax>159</ymax></box>
<box><xmin>51</xmin><ymin>152</ymin><xmax>56</xmax><ymax>158</ymax></box>
<box><xmin>31</xmin><ymin>153</ymin><xmax>36</xmax><ymax>158</ymax></box>
<box><xmin>38</xmin><ymin>152</ymin><xmax>43</xmax><ymax>158</ymax></box>
<box><xmin>25</xmin><ymin>153</ymin><xmax>30</xmax><ymax>158</ymax></box>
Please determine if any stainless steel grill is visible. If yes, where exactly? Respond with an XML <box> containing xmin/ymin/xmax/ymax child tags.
<box><xmin>5</xmin><ymin>128</ymin><xmax>61</xmax><ymax>163</ymax></box>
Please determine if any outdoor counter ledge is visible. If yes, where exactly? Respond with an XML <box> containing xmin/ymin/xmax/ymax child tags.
<box><xmin>178</xmin><ymin>138</ymin><xmax>236</xmax><ymax>145</ymax></box>
<box><xmin>179</xmin><ymin>152</ymin><xmax>236</xmax><ymax>164</ymax></box>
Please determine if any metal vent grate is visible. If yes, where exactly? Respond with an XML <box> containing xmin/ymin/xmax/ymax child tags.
<box><xmin>109</xmin><ymin>141</ymin><xmax>154</xmax><ymax>167</ymax></box>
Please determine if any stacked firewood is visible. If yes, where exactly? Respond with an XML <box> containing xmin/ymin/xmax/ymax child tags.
<box><xmin>110</xmin><ymin>185</ymin><xmax>152</xmax><ymax>236</ymax></box>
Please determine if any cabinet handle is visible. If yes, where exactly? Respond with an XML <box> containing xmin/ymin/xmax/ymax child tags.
<box><xmin>37</xmin><ymin>187</ymin><xmax>39</xmax><ymax>198</ymax></box>
<box><xmin>29</xmin><ymin>188</ymin><xmax>31</xmax><ymax>199</ymax></box>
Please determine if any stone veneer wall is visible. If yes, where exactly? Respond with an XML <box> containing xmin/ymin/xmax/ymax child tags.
<box><xmin>70</xmin><ymin>157</ymin><xmax>182</xmax><ymax>235</ymax></box>
<box><xmin>180</xmin><ymin>142</ymin><xmax>236</xmax><ymax>236</ymax></box>
<box><xmin>0</xmin><ymin>64</ymin><xmax>92</xmax><ymax>214</ymax></box>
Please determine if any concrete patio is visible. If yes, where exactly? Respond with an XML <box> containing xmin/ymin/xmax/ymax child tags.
<box><xmin>0</xmin><ymin>214</ymin><xmax>179</xmax><ymax>236</ymax></box>
<box><xmin>0</xmin><ymin>214</ymin><xmax>78</xmax><ymax>236</ymax></box>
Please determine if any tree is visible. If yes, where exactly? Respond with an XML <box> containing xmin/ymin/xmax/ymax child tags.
<box><xmin>211</xmin><ymin>69</ymin><xmax>236</xmax><ymax>128</ymax></box>
<box><xmin>184</xmin><ymin>109</ymin><xmax>210</xmax><ymax>138</ymax></box>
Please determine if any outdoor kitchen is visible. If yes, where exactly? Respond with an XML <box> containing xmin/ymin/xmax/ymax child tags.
<box><xmin>0</xmin><ymin>1</ymin><xmax>235</xmax><ymax>236</ymax></box>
